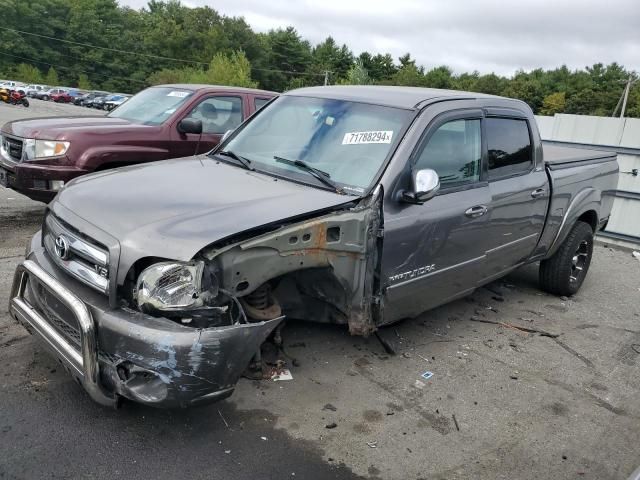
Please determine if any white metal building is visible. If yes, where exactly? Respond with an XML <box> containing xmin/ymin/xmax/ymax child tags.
<box><xmin>535</xmin><ymin>114</ymin><xmax>640</xmax><ymax>246</ymax></box>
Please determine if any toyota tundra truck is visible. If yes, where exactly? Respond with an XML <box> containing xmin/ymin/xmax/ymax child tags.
<box><xmin>8</xmin><ymin>86</ymin><xmax>618</xmax><ymax>408</ymax></box>
<box><xmin>0</xmin><ymin>84</ymin><xmax>276</xmax><ymax>202</ymax></box>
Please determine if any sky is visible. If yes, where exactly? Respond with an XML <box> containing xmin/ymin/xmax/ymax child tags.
<box><xmin>119</xmin><ymin>0</ymin><xmax>640</xmax><ymax>76</ymax></box>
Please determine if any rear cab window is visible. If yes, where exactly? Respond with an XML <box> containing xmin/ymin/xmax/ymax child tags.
<box><xmin>486</xmin><ymin>117</ymin><xmax>533</xmax><ymax>179</ymax></box>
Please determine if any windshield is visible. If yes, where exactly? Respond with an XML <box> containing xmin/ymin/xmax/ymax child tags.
<box><xmin>108</xmin><ymin>87</ymin><xmax>194</xmax><ymax>125</ymax></box>
<box><xmin>220</xmin><ymin>96</ymin><xmax>411</xmax><ymax>194</ymax></box>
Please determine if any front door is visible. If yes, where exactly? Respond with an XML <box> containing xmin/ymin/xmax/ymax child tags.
<box><xmin>381</xmin><ymin>110</ymin><xmax>493</xmax><ymax>322</ymax></box>
<box><xmin>172</xmin><ymin>95</ymin><xmax>245</xmax><ymax>157</ymax></box>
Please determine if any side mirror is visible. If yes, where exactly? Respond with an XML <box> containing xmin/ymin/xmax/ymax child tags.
<box><xmin>221</xmin><ymin>129</ymin><xmax>233</xmax><ymax>143</ymax></box>
<box><xmin>177</xmin><ymin>118</ymin><xmax>203</xmax><ymax>135</ymax></box>
<box><xmin>401</xmin><ymin>168</ymin><xmax>440</xmax><ymax>204</ymax></box>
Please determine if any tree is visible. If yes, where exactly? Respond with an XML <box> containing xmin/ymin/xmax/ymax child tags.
<box><xmin>502</xmin><ymin>73</ymin><xmax>544</xmax><ymax>112</ymax></box>
<box><xmin>474</xmin><ymin>73</ymin><xmax>507</xmax><ymax>95</ymax></box>
<box><xmin>391</xmin><ymin>63</ymin><xmax>424</xmax><ymax>87</ymax></box>
<box><xmin>0</xmin><ymin>0</ymin><xmax>637</xmax><ymax>116</ymax></box>
<box><xmin>12</xmin><ymin>63</ymin><xmax>43</xmax><ymax>83</ymax></box>
<box><xmin>398</xmin><ymin>53</ymin><xmax>415</xmax><ymax>68</ymax></box>
<box><xmin>45</xmin><ymin>67</ymin><xmax>59</xmax><ymax>86</ymax></box>
<box><xmin>423</xmin><ymin>66</ymin><xmax>453</xmax><ymax>89</ymax></box>
<box><xmin>147</xmin><ymin>51</ymin><xmax>257</xmax><ymax>88</ymax></box>
<box><xmin>312</xmin><ymin>37</ymin><xmax>353</xmax><ymax>83</ymax></box>
<box><xmin>77</xmin><ymin>73</ymin><xmax>91</xmax><ymax>89</ymax></box>
<box><xmin>204</xmin><ymin>51</ymin><xmax>257</xmax><ymax>88</ymax></box>
<box><xmin>565</xmin><ymin>89</ymin><xmax>600</xmax><ymax>115</ymax></box>
<box><xmin>339</xmin><ymin>60</ymin><xmax>371</xmax><ymax>85</ymax></box>
<box><xmin>540</xmin><ymin>92</ymin><xmax>566</xmax><ymax>115</ymax></box>
<box><xmin>263</xmin><ymin>27</ymin><xmax>312</xmax><ymax>91</ymax></box>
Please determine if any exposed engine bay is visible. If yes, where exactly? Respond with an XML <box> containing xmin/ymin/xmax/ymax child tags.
<box><xmin>120</xmin><ymin>190</ymin><xmax>383</xmax><ymax>336</ymax></box>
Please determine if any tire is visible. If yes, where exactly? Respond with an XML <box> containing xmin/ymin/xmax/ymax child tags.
<box><xmin>22</xmin><ymin>99</ymin><xmax>29</xmax><ymax>108</ymax></box>
<box><xmin>43</xmin><ymin>95</ymin><xmax>49</xmax><ymax>101</ymax></box>
<box><xmin>539</xmin><ymin>221</ymin><xmax>594</xmax><ymax>296</ymax></box>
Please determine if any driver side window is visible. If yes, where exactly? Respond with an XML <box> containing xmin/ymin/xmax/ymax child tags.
<box><xmin>415</xmin><ymin>119</ymin><xmax>481</xmax><ymax>188</ymax></box>
<box><xmin>186</xmin><ymin>96</ymin><xmax>243</xmax><ymax>134</ymax></box>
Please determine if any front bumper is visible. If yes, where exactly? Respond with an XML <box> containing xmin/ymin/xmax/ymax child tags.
<box><xmin>0</xmin><ymin>158</ymin><xmax>85</xmax><ymax>203</ymax></box>
<box><xmin>8</xmin><ymin>236</ymin><xmax>283</xmax><ymax>408</ymax></box>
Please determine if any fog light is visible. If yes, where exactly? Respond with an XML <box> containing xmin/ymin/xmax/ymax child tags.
<box><xmin>50</xmin><ymin>180</ymin><xmax>65</xmax><ymax>191</ymax></box>
<box><xmin>32</xmin><ymin>180</ymin><xmax>47</xmax><ymax>189</ymax></box>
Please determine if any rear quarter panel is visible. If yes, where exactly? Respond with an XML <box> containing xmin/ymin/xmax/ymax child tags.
<box><xmin>535</xmin><ymin>158</ymin><xmax>618</xmax><ymax>259</ymax></box>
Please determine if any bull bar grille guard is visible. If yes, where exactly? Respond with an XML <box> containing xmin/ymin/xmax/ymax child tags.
<box><xmin>9</xmin><ymin>259</ymin><xmax>117</xmax><ymax>407</ymax></box>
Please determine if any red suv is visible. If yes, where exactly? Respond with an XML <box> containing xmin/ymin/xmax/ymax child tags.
<box><xmin>0</xmin><ymin>84</ymin><xmax>276</xmax><ymax>202</ymax></box>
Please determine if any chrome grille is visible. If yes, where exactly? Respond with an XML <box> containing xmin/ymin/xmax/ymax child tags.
<box><xmin>43</xmin><ymin>214</ymin><xmax>110</xmax><ymax>294</ymax></box>
<box><xmin>1</xmin><ymin>135</ymin><xmax>24</xmax><ymax>163</ymax></box>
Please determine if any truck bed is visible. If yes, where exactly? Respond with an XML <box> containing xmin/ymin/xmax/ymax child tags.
<box><xmin>532</xmin><ymin>142</ymin><xmax>619</xmax><ymax>261</ymax></box>
<box><xmin>542</xmin><ymin>142</ymin><xmax>616</xmax><ymax>169</ymax></box>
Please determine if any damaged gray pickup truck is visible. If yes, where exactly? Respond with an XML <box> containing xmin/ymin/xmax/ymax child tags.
<box><xmin>9</xmin><ymin>86</ymin><xmax>618</xmax><ymax>408</ymax></box>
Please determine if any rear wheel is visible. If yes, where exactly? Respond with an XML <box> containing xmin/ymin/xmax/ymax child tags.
<box><xmin>539</xmin><ymin>221</ymin><xmax>594</xmax><ymax>296</ymax></box>
<box><xmin>42</xmin><ymin>95</ymin><xmax>49</xmax><ymax>101</ymax></box>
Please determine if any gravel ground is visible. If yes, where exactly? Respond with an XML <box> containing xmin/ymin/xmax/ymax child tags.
<box><xmin>1</xmin><ymin>100</ymin><xmax>639</xmax><ymax>480</ymax></box>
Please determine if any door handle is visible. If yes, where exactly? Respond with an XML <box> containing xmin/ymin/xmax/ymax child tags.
<box><xmin>464</xmin><ymin>205</ymin><xmax>488</xmax><ymax>218</ymax></box>
<box><xmin>531</xmin><ymin>188</ymin><xmax>546</xmax><ymax>198</ymax></box>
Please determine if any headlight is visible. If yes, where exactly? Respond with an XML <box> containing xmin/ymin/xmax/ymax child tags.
<box><xmin>136</xmin><ymin>261</ymin><xmax>205</xmax><ymax>313</ymax></box>
<box><xmin>23</xmin><ymin>139</ymin><xmax>70</xmax><ymax>160</ymax></box>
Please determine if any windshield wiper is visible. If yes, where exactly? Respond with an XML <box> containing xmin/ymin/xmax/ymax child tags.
<box><xmin>274</xmin><ymin>156</ymin><xmax>343</xmax><ymax>194</ymax></box>
<box><xmin>216</xmin><ymin>150</ymin><xmax>254</xmax><ymax>171</ymax></box>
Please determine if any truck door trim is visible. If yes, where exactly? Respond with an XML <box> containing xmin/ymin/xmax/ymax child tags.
<box><xmin>385</xmin><ymin>254</ymin><xmax>485</xmax><ymax>291</ymax></box>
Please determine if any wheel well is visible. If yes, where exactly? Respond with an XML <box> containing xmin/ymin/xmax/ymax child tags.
<box><xmin>577</xmin><ymin>210</ymin><xmax>598</xmax><ymax>232</ymax></box>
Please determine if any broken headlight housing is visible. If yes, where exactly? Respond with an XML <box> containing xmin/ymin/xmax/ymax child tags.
<box><xmin>136</xmin><ymin>261</ymin><xmax>209</xmax><ymax>313</ymax></box>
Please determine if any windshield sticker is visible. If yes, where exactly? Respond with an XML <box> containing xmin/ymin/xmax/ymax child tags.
<box><xmin>342</xmin><ymin>130</ymin><xmax>393</xmax><ymax>145</ymax></box>
<box><xmin>167</xmin><ymin>91</ymin><xmax>190</xmax><ymax>98</ymax></box>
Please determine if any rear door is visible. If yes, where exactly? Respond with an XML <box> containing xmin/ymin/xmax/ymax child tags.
<box><xmin>172</xmin><ymin>94</ymin><xmax>245</xmax><ymax>156</ymax></box>
<box><xmin>382</xmin><ymin>109</ymin><xmax>494</xmax><ymax>320</ymax></box>
<box><xmin>480</xmin><ymin>112</ymin><xmax>548</xmax><ymax>281</ymax></box>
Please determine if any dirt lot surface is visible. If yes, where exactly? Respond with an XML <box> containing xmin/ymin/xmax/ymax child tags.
<box><xmin>1</xmin><ymin>101</ymin><xmax>639</xmax><ymax>480</ymax></box>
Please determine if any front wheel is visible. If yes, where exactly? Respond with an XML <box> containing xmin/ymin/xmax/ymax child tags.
<box><xmin>42</xmin><ymin>95</ymin><xmax>49</xmax><ymax>101</ymax></box>
<box><xmin>539</xmin><ymin>221</ymin><xmax>594</xmax><ymax>296</ymax></box>
<box><xmin>22</xmin><ymin>99</ymin><xmax>29</xmax><ymax>108</ymax></box>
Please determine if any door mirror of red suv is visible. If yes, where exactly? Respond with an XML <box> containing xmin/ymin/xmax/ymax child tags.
<box><xmin>177</xmin><ymin>118</ymin><xmax>203</xmax><ymax>135</ymax></box>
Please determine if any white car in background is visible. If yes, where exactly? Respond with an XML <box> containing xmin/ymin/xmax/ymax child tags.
<box><xmin>25</xmin><ymin>84</ymin><xmax>49</xmax><ymax>97</ymax></box>
<box><xmin>0</xmin><ymin>80</ymin><xmax>25</xmax><ymax>90</ymax></box>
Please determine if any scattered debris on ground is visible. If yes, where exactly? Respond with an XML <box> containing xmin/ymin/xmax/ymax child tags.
<box><xmin>469</xmin><ymin>316</ymin><xmax>559</xmax><ymax>337</ymax></box>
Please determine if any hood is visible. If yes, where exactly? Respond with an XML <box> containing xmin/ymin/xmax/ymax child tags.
<box><xmin>51</xmin><ymin>156</ymin><xmax>355</xmax><ymax>281</ymax></box>
<box><xmin>2</xmin><ymin>116</ymin><xmax>151</xmax><ymax>140</ymax></box>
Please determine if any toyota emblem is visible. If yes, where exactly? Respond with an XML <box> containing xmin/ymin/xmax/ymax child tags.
<box><xmin>54</xmin><ymin>236</ymin><xmax>70</xmax><ymax>260</ymax></box>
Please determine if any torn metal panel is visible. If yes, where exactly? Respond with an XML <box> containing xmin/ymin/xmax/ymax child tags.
<box><xmin>204</xmin><ymin>190</ymin><xmax>383</xmax><ymax>335</ymax></box>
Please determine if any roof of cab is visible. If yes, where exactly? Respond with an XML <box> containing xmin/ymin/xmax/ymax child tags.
<box><xmin>286</xmin><ymin>85</ymin><xmax>502</xmax><ymax>109</ymax></box>
<box><xmin>156</xmin><ymin>84</ymin><xmax>277</xmax><ymax>95</ymax></box>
